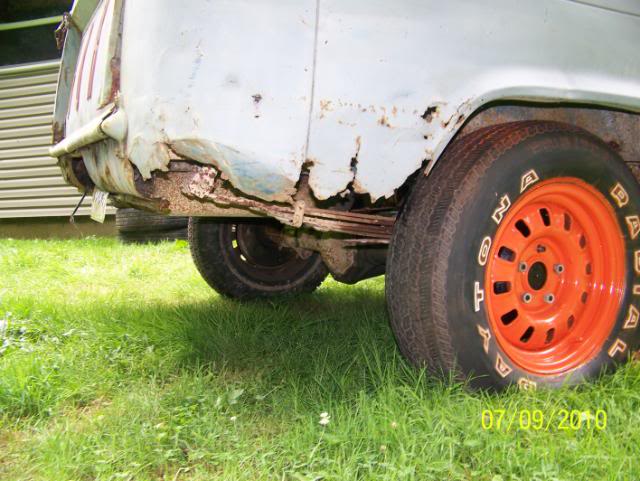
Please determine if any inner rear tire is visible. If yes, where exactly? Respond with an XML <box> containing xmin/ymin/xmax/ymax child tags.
<box><xmin>188</xmin><ymin>218</ymin><xmax>328</xmax><ymax>300</ymax></box>
<box><xmin>387</xmin><ymin>121</ymin><xmax>640</xmax><ymax>390</ymax></box>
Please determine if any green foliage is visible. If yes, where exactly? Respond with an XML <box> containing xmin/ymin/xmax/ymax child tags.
<box><xmin>0</xmin><ymin>238</ymin><xmax>638</xmax><ymax>480</ymax></box>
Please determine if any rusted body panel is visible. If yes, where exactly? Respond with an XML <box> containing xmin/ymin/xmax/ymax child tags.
<box><xmin>51</xmin><ymin>0</ymin><xmax>640</xmax><ymax>213</ymax></box>
<box><xmin>307</xmin><ymin>0</ymin><xmax>640</xmax><ymax>199</ymax></box>
<box><xmin>119</xmin><ymin>0</ymin><xmax>316</xmax><ymax>203</ymax></box>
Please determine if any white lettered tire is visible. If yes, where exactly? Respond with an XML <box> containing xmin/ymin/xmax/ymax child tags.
<box><xmin>387</xmin><ymin>121</ymin><xmax>640</xmax><ymax>390</ymax></box>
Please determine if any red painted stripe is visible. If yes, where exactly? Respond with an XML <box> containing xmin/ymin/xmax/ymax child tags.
<box><xmin>87</xmin><ymin>0</ymin><xmax>112</xmax><ymax>101</ymax></box>
<box><xmin>75</xmin><ymin>21</ymin><xmax>95</xmax><ymax>111</ymax></box>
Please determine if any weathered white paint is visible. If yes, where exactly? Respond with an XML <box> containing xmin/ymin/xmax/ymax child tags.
<box><xmin>119</xmin><ymin>0</ymin><xmax>317</xmax><ymax>202</ymax></box>
<box><xmin>50</xmin><ymin>110</ymin><xmax>109</xmax><ymax>157</ymax></box>
<box><xmin>571</xmin><ymin>0</ymin><xmax>640</xmax><ymax>16</ymax></box>
<box><xmin>307</xmin><ymin>0</ymin><xmax>640</xmax><ymax>199</ymax></box>
<box><xmin>65</xmin><ymin>0</ymin><xmax>121</xmax><ymax>136</ymax></box>
<box><xmin>56</xmin><ymin>0</ymin><xmax>640</xmax><ymax>204</ymax></box>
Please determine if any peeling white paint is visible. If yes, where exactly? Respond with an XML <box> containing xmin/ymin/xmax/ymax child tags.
<box><xmin>118</xmin><ymin>0</ymin><xmax>317</xmax><ymax>202</ymax></box>
<box><xmin>61</xmin><ymin>0</ymin><xmax>640</xmax><ymax>204</ymax></box>
<box><xmin>170</xmin><ymin>138</ymin><xmax>298</xmax><ymax>202</ymax></box>
<box><xmin>306</xmin><ymin>0</ymin><xmax>640</xmax><ymax>200</ymax></box>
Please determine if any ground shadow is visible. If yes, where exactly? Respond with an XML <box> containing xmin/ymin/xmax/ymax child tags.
<box><xmin>88</xmin><ymin>279</ymin><xmax>411</xmax><ymax>400</ymax></box>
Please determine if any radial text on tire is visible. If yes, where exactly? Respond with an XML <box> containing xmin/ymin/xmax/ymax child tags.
<box><xmin>387</xmin><ymin>121</ymin><xmax>640</xmax><ymax>390</ymax></box>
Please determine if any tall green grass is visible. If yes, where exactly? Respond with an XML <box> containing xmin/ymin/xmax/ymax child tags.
<box><xmin>0</xmin><ymin>238</ymin><xmax>639</xmax><ymax>480</ymax></box>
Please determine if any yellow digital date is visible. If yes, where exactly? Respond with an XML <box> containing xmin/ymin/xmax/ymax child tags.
<box><xmin>481</xmin><ymin>409</ymin><xmax>607</xmax><ymax>432</ymax></box>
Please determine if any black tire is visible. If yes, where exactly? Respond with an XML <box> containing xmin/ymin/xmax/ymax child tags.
<box><xmin>116</xmin><ymin>208</ymin><xmax>188</xmax><ymax>233</ymax></box>
<box><xmin>118</xmin><ymin>227</ymin><xmax>188</xmax><ymax>244</ymax></box>
<box><xmin>189</xmin><ymin>218</ymin><xmax>328</xmax><ymax>299</ymax></box>
<box><xmin>387</xmin><ymin>121</ymin><xmax>640</xmax><ymax>390</ymax></box>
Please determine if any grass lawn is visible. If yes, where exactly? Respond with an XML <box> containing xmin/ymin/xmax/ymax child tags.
<box><xmin>0</xmin><ymin>238</ymin><xmax>639</xmax><ymax>480</ymax></box>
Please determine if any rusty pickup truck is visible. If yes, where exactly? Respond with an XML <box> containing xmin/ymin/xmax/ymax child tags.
<box><xmin>51</xmin><ymin>0</ymin><xmax>640</xmax><ymax>390</ymax></box>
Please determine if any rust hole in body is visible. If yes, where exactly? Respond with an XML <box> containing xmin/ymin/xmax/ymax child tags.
<box><xmin>421</xmin><ymin>106</ymin><xmax>439</xmax><ymax>123</ymax></box>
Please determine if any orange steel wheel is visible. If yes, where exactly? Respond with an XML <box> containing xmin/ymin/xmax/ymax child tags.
<box><xmin>485</xmin><ymin>178</ymin><xmax>626</xmax><ymax>376</ymax></box>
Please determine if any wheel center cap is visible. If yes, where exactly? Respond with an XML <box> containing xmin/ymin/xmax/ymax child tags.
<box><xmin>528</xmin><ymin>261</ymin><xmax>547</xmax><ymax>291</ymax></box>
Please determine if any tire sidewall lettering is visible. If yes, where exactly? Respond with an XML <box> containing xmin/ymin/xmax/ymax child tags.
<box><xmin>478</xmin><ymin>237</ymin><xmax>492</xmax><ymax>266</ymax></box>
<box><xmin>457</xmin><ymin>139</ymin><xmax>640</xmax><ymax>388</ymax></box>
<box><xmin>603</xmin><ymin>180</ymin><xmax>640</xmax><ymax>360</ymax></box>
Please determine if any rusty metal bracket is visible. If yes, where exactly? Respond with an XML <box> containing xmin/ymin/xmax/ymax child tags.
<box><xmin>195</xmin><ymin>188</ymin><xmax>394</xmax><ymax>238</ymax></box>
<box><xmin>167</xmin><ymin>164</ymin><xmax>396</xmax><ymax>238</ymax></box>
<box><xmin>292</xmin><ymin>200</ymin><xmax>306</xmax><ymax>228</ymax></box>
<box><xmin>185</xmin><ymin>166</ymin><xmax>218</xmax><ymax>198</ymax></box>
<box><xmin>54</xmin><ymin>13</ymin><xmax>72</xmax><ymax>50</ymax></box>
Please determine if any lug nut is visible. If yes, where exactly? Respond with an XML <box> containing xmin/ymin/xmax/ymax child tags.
<box><xmin>554</xmin><ymin>264</ymin><xmax>565</xmax><ymax>274</ymax></box>
<box><xmin>518</xmin><ymin>262</ymin><xmax>528</xmax><ymax>272</ymax></box>
<box><xmin>544</xmin><ymin>293</ymin><xmax>555</xmax><ymax>304</ymax></box>
<box><xmin>537</xmin><ymin>245</ymin><xmax>546</xmax><ymax>253</ymax></box>
<box><xmin>522</xmin><ymin>293</ymin><xmax>533</xmax><ymax>303</ymax></box>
